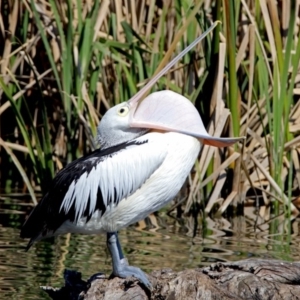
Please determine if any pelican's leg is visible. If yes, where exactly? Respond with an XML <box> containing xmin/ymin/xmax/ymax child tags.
<box><xmin>107</xmin><ymin>232</ymin><xmax>151</xmax><ymax>289</ymax></box>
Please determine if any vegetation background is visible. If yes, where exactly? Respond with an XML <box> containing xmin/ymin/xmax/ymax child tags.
<box><xmin>1</xmin><ymin>0</ymin><xmax>300</xmax><ymax>224</ymax></box>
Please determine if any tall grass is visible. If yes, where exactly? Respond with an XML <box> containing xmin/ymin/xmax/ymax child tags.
<box><xmin>1</xmin><ymin>1</ymin><xmax>300</xmax><ymax>220</ymax></box>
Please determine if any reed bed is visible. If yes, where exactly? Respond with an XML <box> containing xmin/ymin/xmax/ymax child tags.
<box><xmin>1</xmin><ymin>1</ymin><xmax>300</xmax><ymax>222</ymax></box>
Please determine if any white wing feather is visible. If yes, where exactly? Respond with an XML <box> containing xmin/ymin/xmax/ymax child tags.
<box><xmin>60</xmin><ymin>136</ymin><xmax>168</xmax><ymax>222</ymax></box>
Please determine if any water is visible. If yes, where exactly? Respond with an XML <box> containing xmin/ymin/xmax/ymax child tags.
<box><xmin>1</xmin><ymin>196</ymin><xmax>300</xmax><ymax>299</ymax></box>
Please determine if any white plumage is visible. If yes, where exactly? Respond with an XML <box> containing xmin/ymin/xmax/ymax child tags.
<box><xmin>58</xmin><ymin>132</ymin><xmax>200</xmax><ymax>235</ymax></box>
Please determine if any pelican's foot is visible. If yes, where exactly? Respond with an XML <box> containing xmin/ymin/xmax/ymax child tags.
<box><xmin>107</xmin><ymin>232</ymin><xmax>152</xmax><ymax>290</ymax></box>
<box><xmin>113</xmin><ymin>258</ymin><xmax>152</xmax><ymax>290</ymax></box>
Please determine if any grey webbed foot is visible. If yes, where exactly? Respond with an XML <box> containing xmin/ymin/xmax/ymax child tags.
<box><xmin>107</xmin><ymin>232</ymin><xmax>152</xmax><ymax>290</ymax></box>
<box><xmin>113</xmin><ymin>257</ymin><xmax>152</xmax><ymax>289</ymax></box>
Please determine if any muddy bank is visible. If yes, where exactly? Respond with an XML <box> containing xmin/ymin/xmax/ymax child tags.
<box><xmin>43</xmin><ymin>259</ymin><xmax>300</xmax><ymax>300</ymax></box>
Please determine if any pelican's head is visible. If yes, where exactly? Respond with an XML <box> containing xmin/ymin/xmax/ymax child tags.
<box><xmin>97</xmin><ymin>90</ymin><xmax>243</xmax><ymax>149</ymax></box>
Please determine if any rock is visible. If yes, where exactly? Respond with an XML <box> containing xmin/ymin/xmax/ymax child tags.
<box><xmin>42</xmin><ymin>259</ymin><xmax>300</xmax><ymax>300</ymax></box>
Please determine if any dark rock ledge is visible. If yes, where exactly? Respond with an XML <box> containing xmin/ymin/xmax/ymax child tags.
<box><xmin>42</xmin><ymin>259</ymin><xmax>300</xmax><ymax>300</ymax></box>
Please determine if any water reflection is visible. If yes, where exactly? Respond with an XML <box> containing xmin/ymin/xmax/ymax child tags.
<box><xmin>1</xmin><ymin>196</ymin><xmax>299</xmax><ymax>299</ymax></box>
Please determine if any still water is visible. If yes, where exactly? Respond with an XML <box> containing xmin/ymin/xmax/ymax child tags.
<box><xmin>1</xmin><ymin>195</ymin><xmax>300</xmax><ymax>299</ymax></box>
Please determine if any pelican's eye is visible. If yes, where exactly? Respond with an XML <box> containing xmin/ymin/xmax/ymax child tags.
<box><xmin>117</xmin><ymin>106</ymin><xmax>129</xmax><ymax>116</ymax></box>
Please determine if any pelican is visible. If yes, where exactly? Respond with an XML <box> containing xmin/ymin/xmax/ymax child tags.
<box><xmin>20</xmin><ymin>23</ymin><xmax>243</xmax><ymax>289</ymax></box>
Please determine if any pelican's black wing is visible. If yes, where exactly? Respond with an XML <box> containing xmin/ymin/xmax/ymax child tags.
<box><xmin>20</xmin><ymin>138</ymin><xmax>167</xmax><ymax>249</ymax></box>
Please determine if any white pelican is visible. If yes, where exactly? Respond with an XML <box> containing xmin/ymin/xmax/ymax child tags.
<box><xmin>20</xmin><ymin>23</ymin><xmax>243</xmax><ymax>289</ymax></box>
